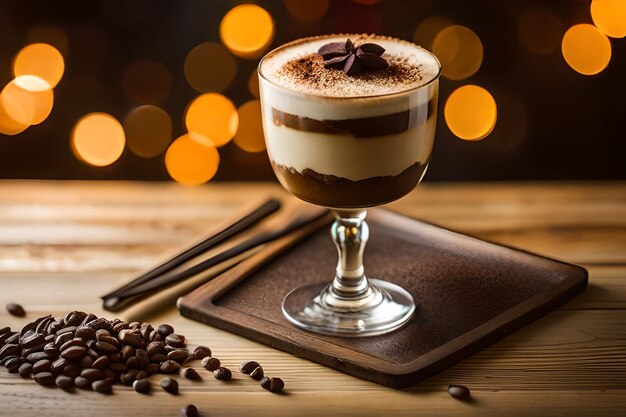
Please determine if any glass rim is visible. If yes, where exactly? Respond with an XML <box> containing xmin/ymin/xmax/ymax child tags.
<box><xmin>257</xmin><ymin>34</ymin><xmax>442</xmax><ymax>101</ymax></box>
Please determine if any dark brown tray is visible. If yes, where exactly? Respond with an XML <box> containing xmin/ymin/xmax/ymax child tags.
<box><xmin>178</xmin><ymin>208</ymin><xmax>587</xmax><ymax>388</ymax></box>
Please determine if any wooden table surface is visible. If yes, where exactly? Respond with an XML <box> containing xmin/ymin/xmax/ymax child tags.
<box><xmin>0</xmin><ymin>181</ymin><xmax>625</xmax><ymax>416</ymax></box>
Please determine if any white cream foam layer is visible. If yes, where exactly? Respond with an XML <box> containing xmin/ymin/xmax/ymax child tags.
<box><xmin>261</xmin><ymin>34</ymin><xmax>440</xmax><ymax>98</ymax></box>
<box><xmin>264</xmin><ymin>119</ymin><xmax>436</xmax><ymax>181</ymax></box>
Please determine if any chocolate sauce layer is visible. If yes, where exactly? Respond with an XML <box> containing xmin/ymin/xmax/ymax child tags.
<box><xmin>273</xmin><ymin>162</ymin><xmax>427</xmax><ymax>208</ymax></box>
<box><xmin>272</xmin><ymin>99</ymin><xmax>435</xmax><ymax>138</ymax></box>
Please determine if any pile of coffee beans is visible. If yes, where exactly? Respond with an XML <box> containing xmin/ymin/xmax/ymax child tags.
<box><xmin>0</xmin><ymin>311</ymin><xmax>286</xmax><ymax>400</ymax></box>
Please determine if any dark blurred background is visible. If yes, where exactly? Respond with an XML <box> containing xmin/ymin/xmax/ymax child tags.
<box><xmin>0</xmin><ymin>0</ymin><xmax>624</xmax><ymax>182</ymax></box>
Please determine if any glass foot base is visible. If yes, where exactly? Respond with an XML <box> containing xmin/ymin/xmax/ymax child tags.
<box><xmin>282</xmin><ymin>278</ymin><xmax>416</xmax><ymax>337</ymax></box>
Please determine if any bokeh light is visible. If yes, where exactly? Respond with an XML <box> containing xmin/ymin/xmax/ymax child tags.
<box><xmin>122</xmin><ymin>60</ymin><xmax>172</xmax><ymax>104</ymax></box>
<box><xmin>233</xmin><ymin>100</ymin><xmax>265</xmax><ymax>153</ymax></box>
<box><xmin>220</xmin><ymin>4</ymin><xmax>274</xmax><ymax>59</ymax></box>
<box><xmin>26</xmin><ymin>25</ymin><xmax>69</xmax><ymax>57</ymax></box>
<box><xmin>413</xmin><ymin>16</ymin><xmax>453</xmax><ymax>51</ymax></box>
<box><xmin>561</xmin><ymin>24</ymin><xmax>611</xmax><ymax>75</ymax></box>
<box><xmin>71</xmin><ymin>112</ymin><xmax>125</xmax><ymax>166</ymax></box>
<box><xmin>591</xmin><ymin>0</ymin><xmax>626</xmax><ymax>38</ymax></box>
<box><xmin>0</xmin><ymin>98</ymin><xmax>29</xmax><ymax>136</ymax></box>
<box><xmin>517</xmin><ymin>8</ymin><xmax>563</xmax><ymax>55</ymax></box>
<box><xmin>185</xmin><ymin>93</ymin><xmax>238</xmax><ymax>147</ymax></box>
<box><xmin>165</xmin><ymin>133</ymin><xmax>220</xmax><ymax>185</ymax></box>
<box><xmin>432</xmin><ymin>25</ymin><xmax>483</xmax><ymax>80</ymax></box>
<box><xmin>13</xmin><ymin>43</ymin><xmax>65</xmax><ymax>88</ymax></box>
<box><xmin>444</xmin><ymin>85</ymin><xmax>497</xmax><ymax>141</ymax></box>
<box><xmin>124</xmin><ymin>105</ymin><xmax>172</xmax><ymax>158</ymax></box>
<box><xmin>248</xmin><ymin>70</ymin><xmax>260</xmax><ymax>98</ymax></box>
<box><xmin>283</xmin><ymin>0</ymin><xmax>329</xmax><ymax>22</ymax></box>
<box><xmin>184</xmin><ymin>42</ymin><xmax>237</xmax><ymax>93</ymax></box>
<box><xmin>1</xmin><ymin>76</ymin><xmax>53</xmax><ymax>125</ymax></box>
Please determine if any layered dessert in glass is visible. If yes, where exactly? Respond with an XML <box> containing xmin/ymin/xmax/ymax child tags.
<box><xmin>258</xmin><ymin>34</ymin><xmax>441</xmax><ymax>336</ymax></box>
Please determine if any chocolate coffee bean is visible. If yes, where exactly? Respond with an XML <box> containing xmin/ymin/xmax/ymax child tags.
<box><xmin>193</xmin><ymin>346</ymin><xmax>211</xmax><ymax>360</ymax></box>
<box><xmin>74</xmin><ymin>376</ymin><xmax>92</xmax><ymax>390</ymax></box>
<box><xmin>92</xmin><ymin>380</ymin><xmax>112</xmax><ymax>394</ymax></box>
<box><xmin>260</xmin><ymin>376</ymin><xmax>284</xmax><ymax>393</ymax></box>
<box><xmin>6</xmin><ymin>303</ymin><xmax>26</xmax><ymax>317</ymax></box>
<box><xmin>182</xmin><ymin>367</ymin><xmax>201</xmax><ymax>380</ymax></box>
<box><xmin>18</xmin><ymin>362</ymin><xmax>33</xmax><ymax>377</ymax></box>
<box><xmin>159</xmin><ymin>360</ymin><xmax>180</xmax><ymax>374</ymax></box>
<box><xmin>201</xmin><ymin>356</ymin><xmax>220</xmax><ymax>371</ymax></box>
<box><xmin>55</xmin><ymin>375</ymin><xmax>74</xmax><ymax>389</ymax></box>
<box><xmin>165</xmin><ymin>333</ymin><xmax>185</xmax><ymax>348</ymax></box>
<box><xmin>157</xmin><ymin>324</ymin><xmax>174</xmax><ymax>337</ymax></box>
<box><xmin>181</xmin><ymin>404</ymin><xmax>198</xmax><ymax>417</ymax></box>
<box><xmin>133</xmin><ymin>378</ymin><xmax>150</xmax><ymax>394</ymax></box>
<box><xmin>448</xmin><ymin>384</ymin><xmax>471</xmax><ymax>399</ymax></box>
<box><xmin>32</xmin><ymin>359</ymin><xmax>52</xmax><ymax>374</ymax></box>
<box><xmin>239</xmin><ymin>360</ymin><xmax>260</xmax><ymax>375</ymax></box>
<box><xmin>34</xmin><ymin>372</ymin><xmax>55</xmax><ymax>385</ymax></box>
<box><xmin>160</xmin><ymin>377</ymin><xmax>178</xmax><ymax>394</ymax></box>
<box><xmin>250</xmin><ymin>366</ymin><xmax>264</xmax><ymax>381</ymax></box>
<box><xmin>213</xmin><ymin>367</ymin><xmax>232</xmax><ymax>381</ymax></box>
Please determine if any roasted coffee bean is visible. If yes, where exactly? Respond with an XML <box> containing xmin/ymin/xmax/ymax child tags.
<box><xmin>6</xmin><ymin>357</ymin><xmax>25</xmax><ymax>373</ymax></box>
<box><xmin>182</xmin><ymin>367</ymin><xmax>201</xmax><ymax>380</ymax></box>
<box><xmin>109</xmin><ymin>352</ymin><xmax>122</xmax><ymax>363</ymax></box>
<box><xmin>160</xmin><ymin>360</ymin><xmax>180</xmax><ymax>374</ymax></box>
<box><xmin>165</xmin><ymin>333</ymin><xmax>185</xmax><ymax>348</ymax></box>
<box><xmin>159</xmin><ymin>377</ymin><xmax>178</xmax><ymax>395</ymax></box>
<box><xmin>86</xmin><ymin>348</ymin><xmax>99</xmax><ymax>360</ymax></box>
<box><xmin>0</xmin><ymin>331</ymin><xmax>17</xmax><ymax>347</ymax></box>
<box><xmin>157</xmin><ymin>324</ymin><xmax>174</xmax><ymax>337</ymax></box>
<box><xmin>92</xmin><ymin>356</ymin><xmax>110</xmax><ymax>369</ymax></box>
<box><xmin>201</xmin><ymin>356</ymin><xmax>220</xmax><ymax>371</ymax></box>
<box><xmin>136</xmin><ymin>349</ymin><xmax>150</xmax><ymax>368</ymax></box>
<box><xmin>55</xmin><ymin>375</ymin><xmax>74</xmax><ymax>390</ymax></box>
<box><xmin>250</xmin><ymin>366</ymin><xmax>264</xmax><ymax>381</ymax></box>
<box><xmin>47</xmin><ymin>319</ymin><xmax>64</xmax><ymax>335</ymax></box>
<box><xmin>149</xmin><ymin>330</ymin><xmax>162</xmax><ymax>342</ymax></box>
<box><xmin>74</xmin><ymin>376</ymin><xmax>92</xmax><ymax>390</ymax></box>
<box><xmin>21</xmin><ymin>331</ymin><xmax>45</xmax><ymax>349</ymax></box>
<box><xmin>213</xmin><ymin>367</ymin><xmax>232</xmax><ymax>381</ymax></box>
<box><xmin>103</xmin><ymin>369</ymin><xmax>117</xmax><ymax>385</ymax></box>
<box><xmin>150</xmin><ymin>353</ymin><xmax>168</xmax><ymax>365</ymax></box>
<box><xmin>92</xmin><ymin>380</ymin><xmax>112</xmax><ymax>394</ymax></box>
<box><xmin>135</xmin><ymin>370</ymin><xmax>148</xmax><ymax>380</ymax></box>
<box><xmin>61</xmin><ymin>346</ymin><xmax>86</xmax><ymax>360</ymax></box>
<box><xmin>78</xmin><ymin>355</ymin><xmax>94</xmax><ymax>368</ymax></box>
<box><xmin>5</xmin><ymin>333</ymin><xmax>20</xmax><ymax>344</ymax></box>
<box><xmin>43</xmin><ymin>342</ymin><xmax>59</xmax><ymax>357</ymax></box>
<box><xmin>32</xmin><ymin>359</ymin><xmax>52</xmax><ymax>374</ymax></box>
<box><xmin>110</xmin><ymin>362</ymin><xmax>128</xmax><ymax>373</ymax></box>
<box><xmin>121</xmin><ymin>331</ymin><xmax>144</xmax><ymax>349</ymax></box>
<box><xmin>22</xmin><ymin>343</ymin><xmax>48</xmax><ymax>357</ymax></box>
<box><xmin>63</xmin><ymin>364</ymin><xmax>81</xmax><ymax>378</ymax></box>
<box><xmin>74</xmin><ymin>326</ymin><xmax>96</xmax><ymax>341</ymax></box>
<box><xmin>126</xmin><ymin>356</ymin><xmax>139</xmax><ymax>369</ymax></box>
<box><xmin>96</xmin><ymin>335</ymin><xmax>119</xmax><ymax>347</ymax></box>
<box><xmin>260</xmin><ymin>376</ymin><xmax>284</xmax><ymax>393</ymax></box>
<box><xmin>34</xmin><ymin>372</ymin><xmax>55</xmax><ymax>385</ymax></box>
<box><xmin>26</xmin><ymin>351</ymin><xmax>50</xmax><ymax>363</ymax></box>
<box><xmin>168</xmin><ymin>348</ymin><xmax>189</xmax><ymax>363</ymax></box>
<box><xmin>44</xmin><ymin>334</ymin><xmax>55</xmax><ymax>342</ymax></box>
<box><xmin>60</xmin><ymin>338</ymin><xmax>87</xmax><ymax>352</ymax></box>
<box><xmin>56</xmin><ymin>326</ymin><xmax>77</xmax><ymax>336</ymax></box>
<box><xmin>181</xmin><ymin>404</ymin><xmax>198</xmax><ymax>417</ymax></box>
<box><xmin>0</xmin><ymin>355</ymin><xmax>17</xmax><ymax>366</ymax></box>
<box><xmin>140</xmin><ymin>323</ymin><xmax>153</xmax><ymax>340</ymax></box>
<box><xmin>0</xmin><ymin>326</ymin><xmax>10</xmax><ymax>335</ymax></box>
<box><xmin>80</xmin><ymin>313</ymin><xmax>98</xmax><ymax>327</ymax></box>
<box><xmin>54</xmin><ymin>333</ymin><xmax>74</xmax><ymax>349</ymax></box>
<box><xmin>144</xmin><ymin>363</ymin><xmax>160</xmax><ymax>375</ymax></box>
<box><xmin>0</xmin><ymin>344</ymin><xmax>21</xmax><ymax>360</ymax></box>
<box><xmin>6</xmin><ymin>303</ymin><xmax>26</xmax><ymax>317</ymax></box>
<box><xmin>193</xmin><ymin>346</ymin><xmax>211</xmax><ymax>360</ymax></box>
<box><xmin>35</xmin><ymin>317</ymin><xmax>54</xmax><ymax>334</ymax></box>
<box><xmin>95</xmin><ymin>328</ymin><xmax>111</xmax><ymax>337</ymax></box>
<box><xmin>94</xmin><ymin>341</ymin><xmax>117</xmax><ymax>354</ymax></box>
<box><xmin>64</xmin><ymin>311</ymin><xmax>87</xmax><ymax>326</ymax></box>
<box><xmin>164</xmin><ymin>345</ymin><xmax>176</xmax><ymax>354</ymax></box>
<box><xmin>120</xmin><ymin>369</ymin><xmax>139</xmax><ymax>385</ymax></box>
<box><xmin>239</xmin><ymin>360</ymin><xmax>261</xmax><ymax>375</ymax></box>
<box><xmin>146</xmin><ymin>341</ymin><xmax>165</xmax><ymax>356</ymax></box>
<box><xmin>121</xmin><ymin>345</ymin><xmax>136</xmax><ymax>361</ymax></box>
<box><xmin>133</xmin><ymin>378</ymin><xmax>150</xmax><ymax>394</ymax></box>
<box><xmin>18</xmin><ymin>362</ymin><xmax>33</xmax><ymax>377</ymax></box>
<box><xmin>80</xmin><ymin>368</ymin><xmax>105</xmax><ymax>382</ymax></box>
<box><xmin>84</xmin><ymin>318</ymin><xmax>110</xmax><ymax>332</ymax></box>
<box><xmin>51</xmin><ymin>358</ymin><xmax>69</xmax><ymax>373</ymax></box>
<box><xmin>112</xmin><ymin>321</ymin><xmax>129</xmax><ymax>333</ymax></box>
<box><xmin>448</xmin><ymin>384</ymin><xmax>471</xmax><ymax>399</ymax></box>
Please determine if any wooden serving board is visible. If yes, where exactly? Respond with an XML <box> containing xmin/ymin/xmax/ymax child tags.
<box><xmin>178</xmin><ymin>208</ymin><xmax>588</xmax><ymax>388</ymax></box>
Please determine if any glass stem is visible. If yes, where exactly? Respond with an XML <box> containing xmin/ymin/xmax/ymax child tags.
<box><xmin>328</xmin><ymin>210</ymin><xmax>375</xmax><ymax>307</ymax></box>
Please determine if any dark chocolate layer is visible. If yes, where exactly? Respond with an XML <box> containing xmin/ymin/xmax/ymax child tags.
<box><xmin>273</xmin><ymin>162</ymin><xmax>427</xmax><ymax>208</ymax></box>
<box><xmin>272</xmin><ymin>99</ymin><xmax>435</xmax><ymax>138</ymax></box>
